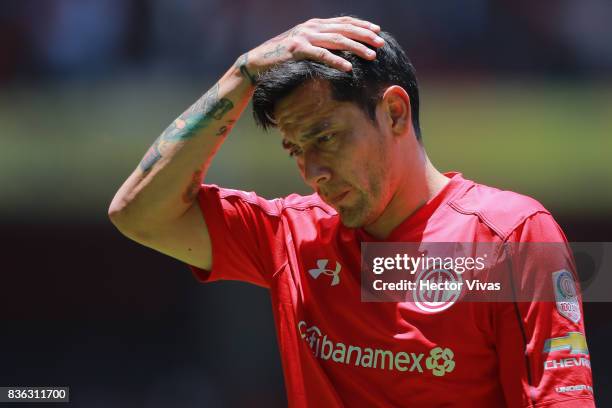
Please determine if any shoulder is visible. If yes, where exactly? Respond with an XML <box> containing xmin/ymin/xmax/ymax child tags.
<box><xmin>202</xmin><ymin>184</ymin><xmax>336</xmax><ymax>218</ymax></box>
<box><xmin>281</xmin><ymin>192</ymin><xmax>337</xmax><ymax>216</ymax></box>
<box><xmin>447</xmin><ymin>179</ymin><xmax>551</xmax><ymax>240</ymax></box>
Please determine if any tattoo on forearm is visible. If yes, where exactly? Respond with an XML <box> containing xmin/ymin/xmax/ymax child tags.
<box><xmin>215</xmin><ymin>119</ymin><xmax>236</xmax><ymax>137</ymax></box>
<box><xmin>235</xmin><ymin>53</ymin><xmax>256</xmax><ymax>85</ymax></box>
<box><xmin>140</xmin><ymin>138</ymin><xmax>163</xmax><ymax>172</ymax></box>
<box><xmin>263</xmin><ymin>44</ymin><xmax>286</xmax><ymax>59</ymax></box>
<box><xmin>182</xmin><ymin>169</ymin><xmax>204</xmax><ymax>203</ymax></box>
<box><xmin>139</xmin><ymin>83</ymin><xmax>234</xmax><ymax>172</ymax></box>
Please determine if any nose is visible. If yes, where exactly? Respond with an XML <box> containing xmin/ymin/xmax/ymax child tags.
<box><xmin>301</xmin><ymin>151</ymin><xmax>332</xmax><ymax>188</ymax></box>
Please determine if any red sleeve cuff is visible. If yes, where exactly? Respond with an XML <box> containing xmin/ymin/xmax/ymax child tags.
<box><xmin>186</xmin><ymin>185</ymin><xmax>228</xmax><ymax>284</ymax></box>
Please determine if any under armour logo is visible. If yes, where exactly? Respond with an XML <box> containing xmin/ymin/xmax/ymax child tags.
<box><xmin>308</xmin><ymin>259</ymin><xmax>342</xmax><ymax>286</ymax></box>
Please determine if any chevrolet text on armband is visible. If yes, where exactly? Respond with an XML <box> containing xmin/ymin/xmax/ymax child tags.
<box><xmin>543</xmin><ymin>332</ymin><xmax>592</xmax><ymax>372</ymax></box>
<box><xmin>298</xmin><ymin>321</ymin><xmax>456</xmax><ymax>377</ymax></box>
<box><xmin>372</xmin><ymin>254</ymin><xmax>487</xmax><ymax>274</ymax></box>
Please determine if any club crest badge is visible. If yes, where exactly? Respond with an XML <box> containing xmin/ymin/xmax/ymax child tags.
<box><xmin>552</xmin><ymin>269</ymin><xmax>581</xmax><ymax>323</ymax></box>
<box><xmin>412</xmin><ymin>268</ymin><xmax>463</xmax><ymax>313</ymax></box>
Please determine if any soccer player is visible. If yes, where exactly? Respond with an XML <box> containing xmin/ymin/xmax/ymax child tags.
<box><xmin>109</xmin><ymin>16</ymin><xmax>595</xmax><ymax>407</ymax></box>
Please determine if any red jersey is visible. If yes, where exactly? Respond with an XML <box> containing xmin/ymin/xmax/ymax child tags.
<box><xmin>190</xmin><ymin>172</ymin><xmax>594</xmax><ymax>407</ymax></box>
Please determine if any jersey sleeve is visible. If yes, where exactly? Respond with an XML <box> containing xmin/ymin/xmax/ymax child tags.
<box><xmin>188</xmin><ymin>184</ymin><xmax>288</xmax><ymax>288</ymax></box>
<box><xmin>495</xmin><ymin>212</ymin><xmax>595</xmax><ymax>407</ymax></box>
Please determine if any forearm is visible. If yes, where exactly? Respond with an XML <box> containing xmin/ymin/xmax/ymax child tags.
<box><xmin>109</xmin><ymin>57</ymin><xmax>253</xmax><ymax>228</ymax></box>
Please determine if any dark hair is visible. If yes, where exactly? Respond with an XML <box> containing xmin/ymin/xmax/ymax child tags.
<box><xmin>252</xmin><ymin>31</ymin><xmax>421</xmax><ymax>139</ymax></box>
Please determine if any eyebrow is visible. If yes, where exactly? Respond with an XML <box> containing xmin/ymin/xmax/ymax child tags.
<box><xmin>299</xmin><ymin>120</ymin><xmax>333</xmax><ymax>143</ymax></box>
<box><xmin>280</xmin><ymin>119</ymin><xmax>335</xmax><ymax>150</ymax></box>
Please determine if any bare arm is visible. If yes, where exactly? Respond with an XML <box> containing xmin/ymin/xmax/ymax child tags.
<box><xmin>108</xmin><ymin>65</ymin><xmax>249</xmax><ymax>269</ymax></box>
<box><xmin>108</xmin><ymin>17</ymin><xmax>384</xmax><ymax>270</ymax></box>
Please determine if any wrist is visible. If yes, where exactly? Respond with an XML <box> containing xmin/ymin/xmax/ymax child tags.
<box><xmin>235</xmin><ymin>52</ymin><xmax>257</xmax><ymax>86</ymax></box>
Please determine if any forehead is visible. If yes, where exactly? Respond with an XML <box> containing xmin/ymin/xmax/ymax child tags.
<box><xmin>274</xmin><ymin>80</ymin><xmax>356</xmax><ymax>139</ymax></box>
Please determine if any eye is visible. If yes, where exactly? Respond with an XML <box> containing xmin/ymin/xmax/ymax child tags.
<box><xmin>282</xmin><ymin>139</ymin><xmax>303</xmax><ymax>158</ymax></box>
<box><xmin>317</xmin><ymin>133</ymin><xmax>335</xmax><ymax>144</ymax></box>
<box><xmin>289</xmin><ymin>146</ymin><xmax>303</xmax><ymax>158</ymax></box>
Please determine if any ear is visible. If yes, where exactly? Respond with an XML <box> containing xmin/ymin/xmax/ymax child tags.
<box><xmin>379</xmin><ymin>86</ymin><xmax>411</xmax><ymax>136</ymax></box>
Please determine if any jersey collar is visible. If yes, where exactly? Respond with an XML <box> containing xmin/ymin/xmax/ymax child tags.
<box><xmin>354</xmin><ymin>172</ymin><xmax>473</xmax><ymax>242</ymax></box>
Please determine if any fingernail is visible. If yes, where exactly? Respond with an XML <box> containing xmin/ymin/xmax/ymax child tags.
<box><xmin>367</xmin><ymin>49</ymin><xmax>376</xmax><ymax>57</ymax></box>
<box><xmin>375</xmin><ymin>36</ymin><xmax>385</xmax><ymax>44</ymax></box>
<box><xmin>370</xmin><ymin>24</ymin><xmax>380</xmax><ymax>31</ymax></box>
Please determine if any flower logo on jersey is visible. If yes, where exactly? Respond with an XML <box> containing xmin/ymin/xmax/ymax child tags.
<box><xmin>309</xmin><ymin>259</ymin><xmax>342</xmax><ymax>286</ymax></box>
<box><xmin>425</xmin><ymin>347</ymin><xmax>455</xmax><ymax>377</ymax></box>
<box><xmin>413</xmin><ymin>268</ymin><xmax>463</xmax><ymax>313</ymax></box>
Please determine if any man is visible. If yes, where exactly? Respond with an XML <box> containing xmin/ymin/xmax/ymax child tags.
<box><xmin>109</xmin><ymin>17</ymin><xmax>595</xmax><ymax>407</ymax></box>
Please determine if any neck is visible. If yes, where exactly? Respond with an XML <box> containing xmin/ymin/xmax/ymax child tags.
<box><xmin>364</xmin><ymin>153</ymin><xmax>449</xmax><ymax>240</ymax></box>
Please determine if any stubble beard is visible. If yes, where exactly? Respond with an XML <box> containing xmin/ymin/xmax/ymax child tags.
<box><xmin>337</xmin><ymin>191</ymin><xmax>370</xmax><ymax>228</ymax></box>
<box><xmin>337</xmin><ymin>177</ymin><xmax>383</xmax><ymax>229</ymax></box>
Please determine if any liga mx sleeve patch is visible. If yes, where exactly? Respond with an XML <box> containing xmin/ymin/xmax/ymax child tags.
<box><xmin>552</xmin><ymin>269</ymin><xmax>581</xmax><ymax>323</ymax></box>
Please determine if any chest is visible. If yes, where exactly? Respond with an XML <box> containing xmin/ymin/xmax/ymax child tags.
<box><xmin>276</xmin><ymin>236</ymin><xmax>495</xmax><ymax>361</ymax></box>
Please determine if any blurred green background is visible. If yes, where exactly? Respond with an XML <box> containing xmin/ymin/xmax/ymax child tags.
<box><xmin>2</xmin><ymin>79</ymin><xmax>611</xmax><ymax>219</ymax></box>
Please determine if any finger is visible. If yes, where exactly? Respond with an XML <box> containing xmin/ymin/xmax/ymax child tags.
<box><xmin>318</xmin><ymin>23</ymin><xmax>385</xmax><ymax>48</ymax></box>
<box><xmin>309</xmin><ymin>33</ymin><xmax>377</xmax><ymax>60</ymax></box>
<box><xmin>320</xmin><ymin>16</ymin><xmax>381</xmax><ymax>32</ymax></box>
<box><xmin>298</xmin><ymin>45</ymin><xmax>353</xmax><ymax>72</ymax></box>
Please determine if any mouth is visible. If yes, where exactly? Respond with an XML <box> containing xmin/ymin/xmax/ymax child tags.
<box><xmin>327</xmin><ymin>190</ymin><xmax>351</xmax><ymax>206</ymax></box>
